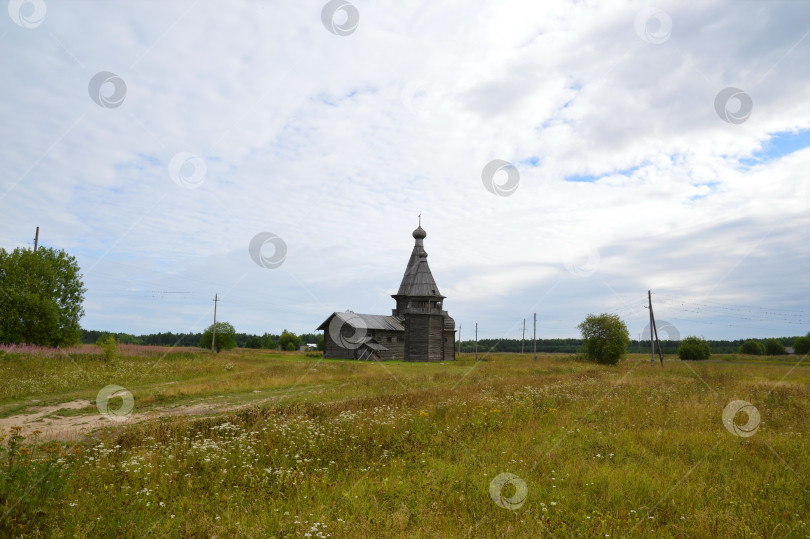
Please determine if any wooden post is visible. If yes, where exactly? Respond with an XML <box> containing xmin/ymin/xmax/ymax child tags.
<box><xmin>521</xmin><ymin>319</ymin><xmax>525</xmax><ymax>354</ymax></box>
<box><xmin>458</xmin><ymin>324</ymin><xmax>461</xmax><ymax>356</ymax></box>
<box><xmin>33</xmin><ymin>226</ymin><xmax>39</xmax><ymax>252</ymax></box>
<box><xmin>212</xmin><ymin>293</ymin><xmax>218</xmax><ymax>352</ymax></box>
<box><xmin>475</xmin><ymin>323</ymin><xmax>478</xmax><ymax>361</ymax></box>
<box><xmin>649</xmin><ymin>290</ymin><xmax>665</xmax><ymax>366</ymax></box>
<box><xmin>533</xmin><ymin>313</ymin><xmax>537</xmax><ymax>361</ymax></box>
<box><xmin>648</xmin><ymin>291</ymin><xmax>654</xmax><ymax>366</ymax></box>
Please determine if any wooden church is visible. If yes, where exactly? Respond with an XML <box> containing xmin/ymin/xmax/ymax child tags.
<box><xmin>317</xmin><ymin>222</ymin><xmax>456</xmax><ymax>361</ymax></box>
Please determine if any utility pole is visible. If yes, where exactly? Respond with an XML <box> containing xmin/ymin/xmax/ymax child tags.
<box><xmin>648</xmin><ymin>291</ymin><xmax>654</xmax><ymax>366</ymax></box>
<box><xmin>475</xmin><ymin>323</ymin><xmax>478</xmax><ymax>361</ymax></box>
<box><xmin>212</xmin><ymin>293</ymin><xmax>219</xmax><ymax>352</ymax></box>
<box><xmin>33</xmin><ymin>226</ymin><xmax>39</xmax><ymax>252</ymax></box>
<box><xmin>533</xmin><ymin>313</ymin><xmax>537</xmax><ymax>361</ymax></box>
<box><xmin>521</xmin><ymin>319</ymin><xmax>525</xmax><ymax>354</ymax></box>
<box><xmin>648</xmin><ymin>290</ymin><xmax>664</xmax><ymax>366</ymax></box>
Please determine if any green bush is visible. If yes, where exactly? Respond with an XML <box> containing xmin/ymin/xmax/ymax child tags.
<box><xmin>95</xmin><ymin>334</ymin><xmax>118</xmax><ymax>361</ymax></box>
<box><xmin>199</xmin><ymin>322</ymin><xmax>236</xmax><ymax>353</ymax></box>
<box><xmin>739</xmin><ymin>340</ymin><xmax>765</xmax><ymax>355</ymax></box>
<box><xmin>764</xmin><ymin>339</ymin><xmax>786</xmax><ymax>356</ymax></box>
<box><xmin>793</xmin><ymin>335</ymin><xmax>810</xmax><ymax>356</ymax></box>
<box><xmin>678</xmin><ymin>336</ymin><xmax>711</xmax><ymax>360</ymax></box>
<box><xmin>577</xmin><ymin>313</ymin><xmax>630</xmax><ymax>365</ymax></box>
<box><xmin>279</xmin><ymin>330</ymin><xmax>301</xmax><ymax>351</ymax></box>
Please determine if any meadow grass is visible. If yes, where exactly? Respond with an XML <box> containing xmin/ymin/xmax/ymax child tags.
<box><xmin>0</xmin><ymin>347</ymin><xmax>808</xmax><ymax>537</ymax></box>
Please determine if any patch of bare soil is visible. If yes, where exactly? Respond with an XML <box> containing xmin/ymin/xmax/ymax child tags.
<box><xmin>0</xmin><ymin>384</ymin><xmax>336</xmax><ymax>441</ymax></box>
<box><xmin>0</xmin><ymin>400</ymin><xmax>229</xmax><ymax>442</ymax></box>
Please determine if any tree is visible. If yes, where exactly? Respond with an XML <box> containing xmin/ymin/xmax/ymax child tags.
<box><xmin>317</xmin><ymin>334</ymin><xmax>324</xmax><ymax>351</ymax></box>
<box><xmin>0</xmin><ymin>246</ymin><xmax>86</xmax><ymax>346</ymax></box>
<box><xmin>793</xmin><ymin>333</ymin><xmax>810</xmax><ymax>356</ymax></box>
<box><xmin>764</xmin><ymin>339</ymin><xmax>786</xmax><ymax>356</ymax></box>
<box><xmin>577</xmin><ymin>313</ymin><xmax>630</xmax><ymax>365</ymax></box>
<box><xmin>199</xmin><ymin>322</ymin><xmax>236</xmax><ymax>353</ymax></box>
<box><xmin>261</xmin><ymin>333</ymin><xmax>277</xmax><ymax>350</ymax></box>
<box><xmin>739</xmin><ymin>340</ymin><xmax>765</xmax><ymax>355</ymax></box>
<box><xmin>96</xmin><ymin>334</ymin><xmax>119</xmax><ymax>362</ymax></box>
<box><xmin>278</xmin><ymin>330</ymin><xmax>301</xmax><ymax>351</ymax></box>
<box><xmin>245</xmin><ymin>335</ymin><xmax>262</xmax><ymax>349</ymax></box>
<box><xmin>678</xmin><ymin>336</ymin><xmax>711</xmax><ymax>360</ymax></box>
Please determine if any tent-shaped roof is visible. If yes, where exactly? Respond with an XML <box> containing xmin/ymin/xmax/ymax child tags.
<box><xmin>395</xmin><ymin>225</ymin><xmax>444</xmax><ymax>298</ymax></box>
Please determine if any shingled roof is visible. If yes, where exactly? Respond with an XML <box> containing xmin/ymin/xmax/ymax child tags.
<box><xmin>395</xmin><ymin>225</ymin><xmax>445</xmax><ymax>298</ymax></box>
<box><xmin>316</xmin><ymin>312</ymin><xmax>405</xmax><ymax>332</ymax></box>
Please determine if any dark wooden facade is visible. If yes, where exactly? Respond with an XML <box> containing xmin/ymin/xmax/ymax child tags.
<box><xmin>317</xmin><ymin>224</ymin><xmax>455</xmax><ymax>362</ymax></box>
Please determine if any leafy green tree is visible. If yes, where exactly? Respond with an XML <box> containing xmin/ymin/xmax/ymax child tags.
<box><xmin>317</xmin><ymin>334</ymin><xmax>324</xmax><ymax>351</ymax></box>
<box><xmin>278</xmin><ymin>330</ymin><xmax>301</xmax><ymax>351</ymax></box>
<box><xmin>0</xmin><ymin>247</ymin><xmax>86</xmax><ymax>346</ymax></box>
<box><xmin>245</xmin><ymin>335</ymin><xmax>262</xmax><ymax>349</ymax></box>
<box><xmin>764</xmin><ymin>339</ymin><xmax>786</xmax><ymax>356</ymax></box>
<box><xmin>260</xmin><ymin>333</ymin><xmax>277</xmax><ymax>350</ymax></box>
<box><xmin>678</xmin><ymin>336</ymin><xmax>711</xmax><ymax>360</ymax></box>
<box><xmin>285</xmin><ymin>342</ymin><xmax>296</xmax><ymax>351</ymax></box>
<box><xmin>96</xmin><ymin>334</ymin><xmax>118</xmax><ymax>361</ymax></box>
<box><xmin>793</xmin><ymin>333</ymin><xmax>810</xmax><ymax>356</ymax></box>
<box><xmin>199</xmin><ymin>322</ymin><xmax>236</xmax><ymax>353</ymax></box>
<box><xmin>577</xmin><ymin>313</ymin><xmax>630</xmax><ymax>365</ymax></box>
<box><xmin>739</xmin><ymin>340</ymin><xmax>765</xmax><ymax>355</ymax></box>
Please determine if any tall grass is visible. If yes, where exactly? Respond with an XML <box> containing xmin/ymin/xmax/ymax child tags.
<box><xmin>1</xmin><ymin>349</ymin><xmax>808</xmax><ymax>537</ymax></box>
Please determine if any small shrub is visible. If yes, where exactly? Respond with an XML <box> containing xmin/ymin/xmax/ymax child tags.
<box><xmin>739</xmin><ymin>340</ymin><xmax>765</xmax><ymax>355</ymax></box>
<box><xmin>764</xmin><ymin>339</ymin><xmax>786</xmax><ymax>356</ymax></box>
<box><xmin>95</xmin><ymin>334</ymin><xmax>118</xmax><ymax>361</ymax></box>
<box><xmin>678</xmin><ymin>336</ymin><xmax>711</xmax><ymax>360</ymax></box>
<box><xmin>577</xmin><ymin>313</ymin><xmax>630</xmax><ymax>365</ymax></box>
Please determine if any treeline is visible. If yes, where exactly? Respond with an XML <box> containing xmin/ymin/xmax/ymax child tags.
<box><xmin>458</xmin><ymin>337</ymin><xmax>802</xmax><ymax>355</ymax></box>
<box><xmin>81</xmin><ymin>330</ymin><xmax>322</xmax><ymax>349</ymax></box>
<box><xmin>81</xmin><ymin>330</ymin><xmax>804</xmax><ymax>355</ymax></box>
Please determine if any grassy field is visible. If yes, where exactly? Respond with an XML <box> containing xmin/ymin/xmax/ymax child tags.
<box><xmin>0</xmin><ymin>346</ymin><xmax>808</xmax><ymax>537</ymax></box>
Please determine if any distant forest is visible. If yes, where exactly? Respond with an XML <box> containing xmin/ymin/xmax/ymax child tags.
<box><xmin>81</xmin><ymin>330</ymin><xmax>801</xmax><ymax>355</ymax></box>
<box><xmin>81</xmin><ymin>330</ymin><xmax>322</xmax><ymax>349</ymax></box>
<box><xmin>460</xmin><ymin>336</ymin><xmax>799</xmax><ymax>355</ymax></box>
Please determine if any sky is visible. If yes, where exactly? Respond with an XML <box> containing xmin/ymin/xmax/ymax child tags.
<box><xmin>1</xmin><ymin>0</ymin><xmax>809</xmax><ymax>341</ymax></box>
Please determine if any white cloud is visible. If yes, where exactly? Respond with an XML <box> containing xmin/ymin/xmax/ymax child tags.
<box><xmin>1</xmin><ymin>0</ymin><xmax>808</xmax><ymax>339</ymax></box>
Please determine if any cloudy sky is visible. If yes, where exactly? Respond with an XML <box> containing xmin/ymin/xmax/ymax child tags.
<box><xmin>2</xmin><ymin>0</ymin><xmax>809</xmax><ymax>341</ymax></box>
